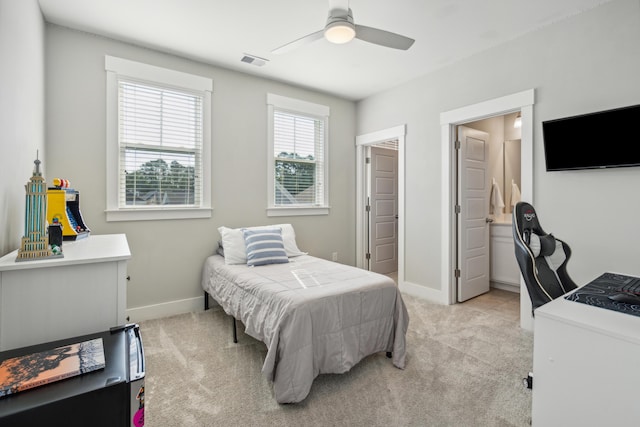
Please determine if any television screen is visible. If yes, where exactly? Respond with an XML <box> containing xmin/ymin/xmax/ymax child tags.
<box><xmin>542</xmin><ymin>104</ymin><xmax>640</xmax><ymax>171</ymax></box>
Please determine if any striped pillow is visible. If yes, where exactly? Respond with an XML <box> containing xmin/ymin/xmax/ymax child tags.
<box><xmin>242</xmin><ymin>228</ymin><xmax>289</xmax><ymax>267</ymax></box>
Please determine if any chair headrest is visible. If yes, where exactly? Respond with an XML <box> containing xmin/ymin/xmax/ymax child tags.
<box><xmin>529</xmin><ymin>233</ymin><xmax>557</xmax><ymax>257</ymax></box>
<box><xmin>514</xmin><ymin>201</ymin><xmax>547</xmax><ymax>238</ymax></box>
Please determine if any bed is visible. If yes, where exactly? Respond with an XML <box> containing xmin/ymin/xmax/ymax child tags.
<box><xmin>201</xmin><ymin>225</ymin><xmax>409</xmax><ymax>403</ymax></box>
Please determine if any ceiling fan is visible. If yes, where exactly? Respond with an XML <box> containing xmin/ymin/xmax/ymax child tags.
<box><xmin>272</xmin><ymin>0</ymin><xmax>415</xmax><ymax>54</ymax></box>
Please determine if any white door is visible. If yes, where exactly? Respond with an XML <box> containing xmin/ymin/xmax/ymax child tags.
<box><xmin>370</xmin><ymin>146</ymin><xmax>398</xmax><ymax>274</ymax></box>
<box><xmin>457</xmin><ymin>126</ymin><xmax>490</xmax><ymax>302</ymax></box>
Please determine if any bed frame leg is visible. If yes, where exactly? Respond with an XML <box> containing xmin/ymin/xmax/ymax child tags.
<box><xmin>386</xmin><ymin>352</ymin><xmax>392</xmax><ymax>358</ymax></box>
<box><xmin>232</xmin><ymin>317</ymin><xmax>238</xmax><ymax>343</ymax></box>
<box><xmin>203</xmin><ymin>291</ymin><xmax>238</xmax><ymax>343</ymax></box>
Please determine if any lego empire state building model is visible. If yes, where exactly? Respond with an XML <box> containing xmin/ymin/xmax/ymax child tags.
<box><xmin>16</xmin><ymin>156</ymin><xmax>62</xmax><ymax>261</ymax></box>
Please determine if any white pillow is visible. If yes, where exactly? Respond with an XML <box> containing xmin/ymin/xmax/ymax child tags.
<box><xmin>217</xmin><ymin>223</ymin><xmax>306</xmax><ymax>265</ymax></box>
<box><xmin>218</xmin><ymin>226</ymin><xmax>247</xmax><ymax>265</ymax></box>
<box><xmin>259</xmin><ymin>224</ymin><xmax>306</xmax><ymax>257</ymax></box>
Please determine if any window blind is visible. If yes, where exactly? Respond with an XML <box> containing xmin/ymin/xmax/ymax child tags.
<box><xmin>118</xmin><ymin>79</ymin><xmax>203</xmax><ymax>208</ymax></box>
<box><xmin>273</xmin><ymin>110</ymin><xmax>325</xmax><ymax>206</ymax></box>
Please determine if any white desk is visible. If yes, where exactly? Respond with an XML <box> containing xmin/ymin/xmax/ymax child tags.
<box><xmin>532</xmin><ymin>290</ymin><xmax>640</xmax><ymax>426</ymax></box>
<box><xmin>0</xmin><ymin>234</ymin><xmax>131</xmax><ymax>351</ymax></box>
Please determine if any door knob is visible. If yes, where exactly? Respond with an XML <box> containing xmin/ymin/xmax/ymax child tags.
<box><xmin>486</xmin><ymin>218</ymin><xmax>494</xmax><ymax>223</ymax></box>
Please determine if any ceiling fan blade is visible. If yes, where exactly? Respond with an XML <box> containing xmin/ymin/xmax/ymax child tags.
<box><xmin>272</xmin><ymin>29</ymin><xmax>325</xmax><ymax>54</ymax></box>
<box><xmin>354</xmin><ymin>24</ymin><xmax>415</xmax><ymax>50</ymax></box>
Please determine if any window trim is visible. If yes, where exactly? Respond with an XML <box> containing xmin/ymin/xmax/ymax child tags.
<box><xmin>105</xmin><ymin>56</ymin><xmax>213</xmax><ymax>221</ymax></box>
<box><xmin>266</xmin><ymin>93</ymin><xmax>330</xmax><ymax>217</ymax></box>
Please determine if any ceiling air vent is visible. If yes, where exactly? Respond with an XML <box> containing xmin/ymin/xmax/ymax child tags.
<box><xmin>240</xmin><ymin>54</ymin><xmax>268</xmax><ymax>67</ymax></box>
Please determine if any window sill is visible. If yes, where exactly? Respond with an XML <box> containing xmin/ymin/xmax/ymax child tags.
<box><xmin>106</xmin><ymin>207</ymin><xmax>212</xmax><ymax>222</ymax></box>
<box><xmin>267</xmin><ymin>206</ymin><xmax>330</xmax><ymax>217</ymax></box>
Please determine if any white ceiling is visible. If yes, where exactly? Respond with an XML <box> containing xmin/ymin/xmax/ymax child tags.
<box><xmin>38</xmin><ymin>0</ymin><xmax>613</xmax><ymax>101</ymax></box>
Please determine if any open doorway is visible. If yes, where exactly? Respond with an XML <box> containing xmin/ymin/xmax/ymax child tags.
<box><xmin>440</xmin><ymin>89</ymin><xmax>535</xmax><ymax>330</ymax></box>
<box><xmin>356</xmin><ymin>125</ymin><xmax>406</xmax><ymax>287</ymax></box>
<box><xmin>368</xmin><ymin>143</ymin><xmax>398</xmax><ymax>275</ymax></box>
<box><xmin>455</xmin><ymin>113</ymin><xmax>522</xmax><ymax>302</ymax></box>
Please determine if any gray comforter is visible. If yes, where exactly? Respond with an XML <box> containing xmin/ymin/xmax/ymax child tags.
<box><xmin>201</xmin><ymin>254</ymin><xmax>409</xmax><ymax>403</ymax></box>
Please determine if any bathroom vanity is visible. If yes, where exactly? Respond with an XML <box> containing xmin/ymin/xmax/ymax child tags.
<box><xmin>490</xmin><ymin>221</ymin><xmax>520</xmax><ymax>291</ymax></box>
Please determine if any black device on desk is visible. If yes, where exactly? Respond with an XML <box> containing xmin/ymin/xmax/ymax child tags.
<box><xmin>0</xmin><ymin>324</ymin><xmax>145</xmax><ymax>427</ymax></box>
<box><xmin>608</xmin><ymin>292</ymin><xmax>640</xmax><ymax>305</ymax></box>
<box><xmin>565</xmin><ymin>272</ymin><xmax>640</xmax><ymax>316</ymax></box>
<box><xmin>607</xmin><ymin>275</ymin><xmax>640</xmax><ymax>305</ymax></box>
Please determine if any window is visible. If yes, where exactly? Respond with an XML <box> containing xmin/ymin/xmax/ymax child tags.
<box><xmin>267</xmin><ymin>94</ymin><xmax>329</xmax><ymax>216</ymax></box>
<box><xmin>105</xmin><ymin>56</ymin><xmax>212</xmax><ymax>221</ymax></box>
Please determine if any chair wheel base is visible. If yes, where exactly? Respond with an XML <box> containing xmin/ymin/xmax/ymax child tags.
<box><xmin>523</xmin><ymin>372</ymin><xmax>533</xmax><ymax>389</ymax></box>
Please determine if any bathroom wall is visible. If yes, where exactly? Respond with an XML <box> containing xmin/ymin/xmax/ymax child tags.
<box><xmin>503</xmin><ymin>138</ymin><xmax>521</xmax><ymax>214</ymax></box>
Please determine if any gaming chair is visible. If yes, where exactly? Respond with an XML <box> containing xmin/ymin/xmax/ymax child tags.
<box><xmin>512</xmin><ymin>202</ymin><xmax>577</xmax><ymax>314</ymax></box>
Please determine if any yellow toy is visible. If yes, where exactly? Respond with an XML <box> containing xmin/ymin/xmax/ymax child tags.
<box><xmin>46</xmin><ymin>178</ymin><xmax>90</xmax><ymax>240</ymax></box>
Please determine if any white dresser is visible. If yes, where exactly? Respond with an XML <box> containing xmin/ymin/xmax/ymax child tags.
<box><xmin>0</xmin><ymin>234</ymin><xmax>131</xmax><ymax>351</ymax></box>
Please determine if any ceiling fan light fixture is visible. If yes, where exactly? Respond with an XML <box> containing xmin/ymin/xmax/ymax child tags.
<box><xmin>324</xmin><ymin>20</ymin><xmax>355</xmax><ymax>44</ymax></box>
<box><xmin>272</xmin><ymin>5</ymin><xmax>414</xmax><ymax>54</ymax></box>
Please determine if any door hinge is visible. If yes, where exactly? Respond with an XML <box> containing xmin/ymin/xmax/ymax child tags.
<box><xmin>454</xmin><ymin>269</ymin><xmax>461</xmax><ymax>278</ymax></box>
<box><xmin>455</xmin><ymin>204</ymin><xmax>461</xmax><ymax>214</ymax></box>
<box><xmin>455</xmin><ymin>140</ymin><xmax>461</xmax><ymax>150</ymax></box>
<box><xmin>366</xmin><ymin>253</ymin><xmax>371</xmax><ymax>260</ymax></box>
<box><xmin>365</xmin><ymin>157</ymin><xmax>371</xmax><ymax>164</ymax></box>
<box><xmin>365</xmin><ymin>204</ymin><xmax>371</xmax><ymax>212</ymax></box>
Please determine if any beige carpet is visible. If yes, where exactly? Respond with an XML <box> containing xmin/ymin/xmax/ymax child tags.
<box><xmin>139</xmin><ymin>289</ymin><xmax>533</xmax><ymax>426</ymax></box>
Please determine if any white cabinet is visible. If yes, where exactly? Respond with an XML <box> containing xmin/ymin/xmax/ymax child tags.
<box><xmin>532</xmin><ymin>294</ymin><xmax>640</xmax><ymax>426</ymax></box>
<box><xmin>0</xmin><ymin>234</ymin><xmax>131</xmax><ymax>351</ymax></box>
<box><xmin>490</xmin><ymin>222</ymin><xmax>520</xmax><ymax>288</ymax></box>
<box><xmin>532</xmin><ymin>297</ymin><xmax>640</xmax><ymax>427</ymax></box>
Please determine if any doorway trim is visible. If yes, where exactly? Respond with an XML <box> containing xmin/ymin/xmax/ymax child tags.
<box><xmin>440</xmin><ymin>89</ymin><xmax>535</xmax><ymax>330</ymax></box>
<box><xmin>356</xmin><ymin>125</ymin><xmax>406</xmax><ymax>286</ymax></box>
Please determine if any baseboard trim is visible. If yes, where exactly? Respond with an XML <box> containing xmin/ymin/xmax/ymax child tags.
<box><xmin>491</xmin><ymin>281</ymin><xmax>520</xmax><ymax>293</ymax></box>
<box><xmin>127</xmin><ymin>295</ymin><xmax>211</xmax><ymax>322</ymax></box>
<box><xmin>399</xmin><ymin>280</ymin><xmax>448</xmax><ymax>304</ymax></box>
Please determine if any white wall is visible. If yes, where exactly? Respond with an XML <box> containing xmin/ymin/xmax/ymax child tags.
<box><xmin>4</xmin><ymin>0</ymin><xmax>639</xmax><ymax>321</ymax></box>
<box><xmin>0</xmin><ymin>0</ymin><xmax>45</xmax><ymax>256</ymax></box>
<box><xmin>357</xmin><ymin>0</ymin><xmax>640</xmax><ymax>299</ymax></box>
<box><xmin>44</xmin><ymin>25</ymin><xmax>356</xmax><ymax>319</ymax></box>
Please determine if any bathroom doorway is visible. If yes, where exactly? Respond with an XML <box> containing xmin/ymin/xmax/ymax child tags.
<box><xmin>440</xmin><ymin>88</ymin><xmax>535</xmax><ymax>330</ymax></box>
<box><xmin>457</xmin><ymin>113</ymin><xmax>522</xmax><ymax>302</ymax></box>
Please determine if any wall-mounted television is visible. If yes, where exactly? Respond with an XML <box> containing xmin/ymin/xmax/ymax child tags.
<box><xmin>542</xmin><ymin>104</ymin><xmax>640</xmax><ymax>171</ymax></box>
